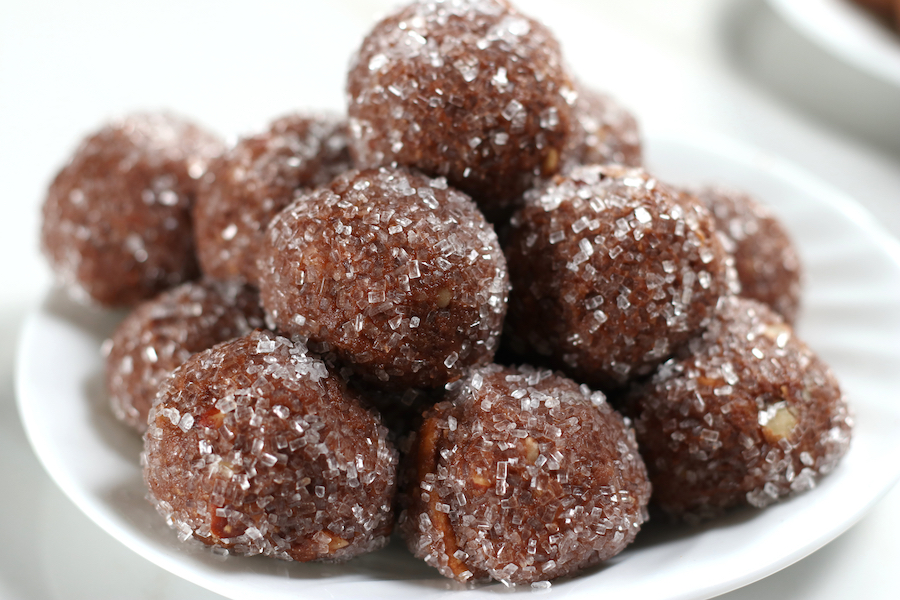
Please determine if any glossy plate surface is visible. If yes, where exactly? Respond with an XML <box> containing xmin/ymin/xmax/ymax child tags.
<box><xmin>16</xmin><ymin>134</ymin><xmax>900</xmax><ymax>600</ymax></box>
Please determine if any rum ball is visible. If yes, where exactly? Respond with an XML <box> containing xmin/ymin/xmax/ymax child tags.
<box><xmin>627</xmin><ymin>296</ymin><xmax>852</xmax><ymax>521</ymax></box>
<box><xmin>505</xmin><ymin>165</ymin><xmax>732</xmax><ymax>389</ymax></box>
<box><xmin>41</xmin><ymin>113</ymin><xmax>223</xmax><ymax>307</ymax></box>
<box><xmin>194</xmin><ymin>113</ymin><xmax>352</xmax><ymax>284</ymax></box>
<box><xmin>694</xmin><ymin>186</ymin><xmax>802</xmax><ymax>324</ymax></box>
<box><xmin>104</xmin><ymin>279</ymin><xmax>264</xmax><ymax>433</ymax></box>
<box><xmin>258</xmin><ymin>167</ymin><xmax>509</xmax><ymax>390</ymax></box>
<box><xmin>143</xmin><ymin>330</ymin><xmax>398</xmax><ymax>561</ymax></box>
<box><xmin>399</xmin><ymin>364</ymin><xmax>651</xmax><ymax>585</ymax></box>
<box><xmin>347</xmin><ymin>0</ymin><xmax>576</xmax><ymax>220</ymax></box>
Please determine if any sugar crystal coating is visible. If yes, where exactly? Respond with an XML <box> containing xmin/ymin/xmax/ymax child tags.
<box><xmin>399</xmin><ymin>364</ymin><xmax>650</xmax><ymax>585</ymax></box>
<box><xmin>347</xmin><ymin>0</ymin><xmax>575</xmax><ymax>219</ymax></box>
<box><xmin>258</xmin><ymin>166</ymin><xmax>509</xmax><ymax>390</ymax></box>
<box><xmin>563</xmin><ymin>83</ymin><xmax>642</xmax><ymax>170</ymax></box>
<box><xmin>194</xmin><ymin>113</ymin><xmax>352</xmax><ymax>284</ymax></box>
<box><xmin>41</xmin><ymin>113</ymin><xmax>224</xmax><ymax>307</ymax></box>
<box><xmin>505</xmin><ymin>165</ymin><xmax>733</xmax><ymax>390</ymax></box>
<box><xmin>105</xmin><ymin>279</ymin><xmax>265</xmax><ymax>433</ymax></box>
<box><xmin>627</xmin><ymin>296</ymin><xmax>852</xmax><ymax>521</ymax></box>
<box><xmin>695</xmin><ymin>186</ymin><xmax>802</xmax><ymax>324</ymax></box>
<box><xmin>143</xmin><ymin>330</ymin><xmax>398</xmax><ymax>561</ymax></box>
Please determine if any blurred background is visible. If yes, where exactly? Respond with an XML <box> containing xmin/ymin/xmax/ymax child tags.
<box><xmin>1</xmin><ymin>0</ymin><xmax>898</xmax><ymax>598</ymax></box>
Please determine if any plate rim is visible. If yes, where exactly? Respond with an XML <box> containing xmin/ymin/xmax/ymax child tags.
<box><xmin>766</xmin><ymin>0</ymin><xmax>900</xmax><ymax>87</ymax></box>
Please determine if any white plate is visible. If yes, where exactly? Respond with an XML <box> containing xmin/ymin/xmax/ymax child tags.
<box><xmin>767</xmin><ymin>0</ymin><xmax>900</xmax><ymax>87</ymax></box>
<box><xmin>16</xmin><ymin>133</ymin><xmax>900</xmax><ymax>600</ymax></box>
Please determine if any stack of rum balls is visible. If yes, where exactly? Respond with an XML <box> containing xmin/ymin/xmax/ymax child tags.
<box><xmin>39</xmin><ymin>0</ymin><xmax>852</xmax><ymax>588</ymax></box>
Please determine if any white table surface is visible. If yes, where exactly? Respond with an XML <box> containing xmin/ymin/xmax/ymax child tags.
<box><xmin>2</xmin><ymin>0</ymin><xmax>898</xmax><ymax>598</ymax></box>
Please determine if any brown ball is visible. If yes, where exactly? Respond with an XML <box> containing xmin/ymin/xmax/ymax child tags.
<box><xmin>695</xmin><ymin>186</ymin><xmax>802</xmax><ymax>324</ymax></box>
<box><xmin>104</xmin><ymin>279</ymin><xmax>265</xmax><ymax>433</ymax></box>
<box><xmin>849</xmin><ymin>0</ymin><xmax>895</xmax><ymax>22</ymax></box>
<box><xmin>627</xmin><ymin>296</ymin><xmax>853</xmax><ymax>522</ymax></box>
<box><xmin>41</xmin><ymin>113</ymin><xmax>224</xmax><ymax>307</ymax></box>
<box><xmin>399</xmin><ymin>364</ymin><xmax>650</xmax><ymax>585</ymax></box>
<box><xmin>258</xmin><ymin>167</ymin><xmax>509</xmax><ymax>390</ymax></box>
<box><xmin>143</xmin><ymin>330</ymin><xmax>398</xmax><ymax>561</ymax></box>
<box><xmin>563</xmin><ymin>83</ymin><xmax>642</xmax><ymax>169</ymax></box>
<box><xmin>347</xmin><ymin>0</ymin><xmax>576</xmax><ymax>220</ymax></box>
<box><xmin>193</xmin><ymin>113</ymin><xmax>352</xmax><ymax>284</ymax></box>
<box><xmin>505</xmin><ymin>165</ymin><xmax>733</xmax><ymax>390</ymax></box>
